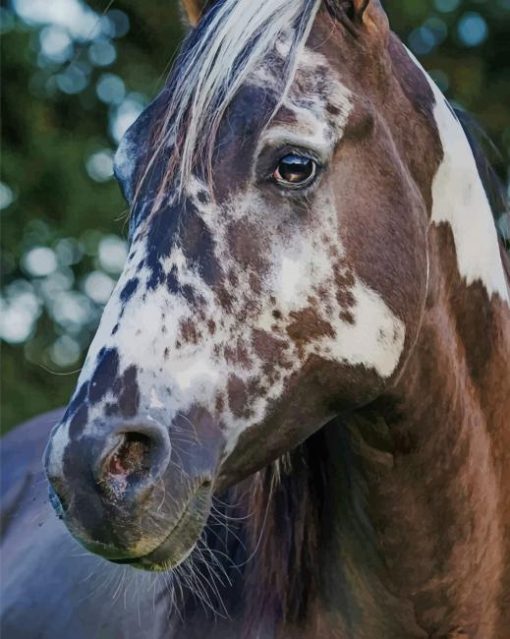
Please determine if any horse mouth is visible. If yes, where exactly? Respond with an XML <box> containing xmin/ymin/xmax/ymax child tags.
<box><xmin>111</xmin><ymin>481</ymin><xmax>212</xmax><ymax>572</ymax></box>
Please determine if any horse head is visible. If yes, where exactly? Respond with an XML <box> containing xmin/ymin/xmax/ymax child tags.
<box><xmin>44</xmin><ymin>0</ymin><xmax>452</xmax><ymax>570</ymax></box>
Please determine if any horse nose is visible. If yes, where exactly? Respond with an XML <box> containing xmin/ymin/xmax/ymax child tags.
<box><xmin>94</xmin><ymin>421</ymin><xmax>172</xmax><ymax>500</ymax></box>
<box><xmin>46</xmin><ymin>419</ymin><xmax>171</xmax><ymax>517</ymax></box>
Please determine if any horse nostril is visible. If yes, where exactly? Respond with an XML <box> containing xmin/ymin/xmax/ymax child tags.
<box><xmin>98</xmin><ymin>422</ymin><xmax>171</xmax><ymax>500</ymax></box>
<box><xmin>106</xmin><ymin>432</ymin><xmax>152</xmax><ymax>479</ymax></box>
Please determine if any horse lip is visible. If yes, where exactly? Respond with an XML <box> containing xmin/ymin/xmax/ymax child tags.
<box><xmin>110</xmin><ymin>480</ymin><xmax>213</xmax><ymax>571</ymax></box>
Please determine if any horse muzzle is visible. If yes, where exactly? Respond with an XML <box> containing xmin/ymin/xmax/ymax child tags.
<box><xmin>44</xmin><ymin>412</ymin><xmax>222</xmax><ymax>570</ymax></box>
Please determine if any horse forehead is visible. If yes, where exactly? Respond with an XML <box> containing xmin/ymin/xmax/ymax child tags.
<box><xmin>252</xmin><ymin>47</ymin><xmax>353</xmax><ymax>150</ymax></box>
<box><xmin>255</xmin><ymin>42</ymin><xmax>347</xmax><ymax>103</ymax></box>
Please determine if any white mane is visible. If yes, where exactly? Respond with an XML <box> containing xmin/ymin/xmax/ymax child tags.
<box><xmin>152</xmin><ymin>0</ymin><xmax>322</xmax><ymax>197</ymax></box>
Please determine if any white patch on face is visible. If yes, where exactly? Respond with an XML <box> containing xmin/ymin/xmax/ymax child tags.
<box><xmin>150</xmin><ymin>388</ymin><xmax>165</xmax><ymax>410</ymax></box>
<box><xmin>260</xmin><ymin>192</ymin><xmax>405</xmax><ymax>376</ymax></box>
<box><xmin>277</xmin><ymin>256</ymin><xmax>305</xmax><ymax>305</ymax></box>
<box><xmin>172</xmin><ymin>356</ymin><xmax>221</xmax><ymax>393</ymax></box>
<box><xmin>325</xmin><ymin>279</ymin><xmax>406</xmax><ymax>377</ymax></box>
<box><xmin>405</xmin><ymin>48</ymin><xmax>509</xmax><ymax>303</ymax></box>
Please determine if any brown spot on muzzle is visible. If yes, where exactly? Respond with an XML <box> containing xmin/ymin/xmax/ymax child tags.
<box><xmin>339</xmin><ymin>310</ymin><xmax>355</xmax><ymax>324</ymax></box>
<box><xmin>252</xmin><ymin>329</ymin><xmax>289</xmax><ymax>361</ymax></box>
<box><xmin>215</xmin><ymin>393</ymin><xmax>225</xmax><ymax>413</ymax></box>
<box><xmin>180</xmin><ymin>318</ymin><xmax>200</xmax><ymax>344</ymax></box>
<box><xmin>224</xmin><ymin>338</ymin><xmax>252</xmax><ymax>368</ymax></box>
<box><xmin>207</xmin><ymin>319</ymin><xmax>216</xmax><ymax>335</ymax></box>
<box><xmin>227</xmin><ymin>375</ymin><xmax>249</xmax><ymax>418</ymax></box>
<box><xmin>112</xmin><ymin>365</ymin><xmax>141</xmax><ymax>419</ymax></box>
<box><xmin>286</xmin><ymin>308</ymin><xmax>335</xmax><ymax>345</ymax></box>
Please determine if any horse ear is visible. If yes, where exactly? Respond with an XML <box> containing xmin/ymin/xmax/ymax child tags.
<box><xmin>337</xmin><ymin>0</ymin><xmax>371</xmax><ymax>19</ymax></box>
<box><xmin>329</xmin><ymin>0</ymin><xmax>388</xmax><ymax>36</ymax></box>
<box><xmin>180</xmin><ymin>0</ymin><xmax>209</xmax><ymax>27</ymax></box>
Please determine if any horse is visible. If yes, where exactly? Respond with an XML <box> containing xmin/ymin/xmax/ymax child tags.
<box><xmin>2</xmin><ymin>0</ymin><xmax>510</xmax><ymax>636</ymax></box>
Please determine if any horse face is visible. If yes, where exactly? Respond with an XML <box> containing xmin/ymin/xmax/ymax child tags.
<box><xmin>45</xmin><ymin>4</ymin><xmax>433</xmax><ymax>569</ymax></box>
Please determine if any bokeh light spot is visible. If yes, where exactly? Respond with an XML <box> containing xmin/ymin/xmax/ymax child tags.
<box><xmin>56</xmin><ymin>64</ymin><xmax>89</xmax><ymax>94</ymax></box>
<box><xmin>86</xmin><ymin>149</ymin><xmax>114</xmax><ymax>182</ymax></box>
<box><xmin>457</xmin><ymin>12</ymin><xmax>488</xmax><ymax>47</ymax></box>
<box><xmin>49</xmin><ymin>290</ymin><xmax>95</xmax><ymax>332</ymax></box>
<box><xmin>434</xmin><ymin>0</ymin><xmax>461</xmax><ymax>13</ymax></box>
<box><xmin>0</xmin><ymin>304</ymin><xmax>37</xmax><ymax>343</ymax></box>
<box><xmin>39</xmin><ymin>270</ymin><xmax>75</xmax><ymax>301</ymax></box>
<box><xmin>107</xmin><ymin>10</ymin><xmax>130</xmax><ymax>38</ymax></box>
<box><xmin>13</xmin><ymin>0</ymin><xmax>100</xmax><ymax>40</ymax></box>
<box><xmin>83</xmin><ymin>270</ymin><xmax>115</xmax><ymax>304</ymax></box>
<box><xmin>88</xmin><ymin>38</ymin><xmax>116</xmax><ymax>66</ymax></box>
<box><xmin>0</xmin><ymin>181</ymin><xmax>15</xmax><ymax>210</ymax></box>
<box><xmin>96</xmin><ymin>73</ymin><xmax>125</xmax><ymax>105</ymax></box>
<box><xmin>22</xmin><ymin>247</ymin><xmax>58</xmax><ymax>277</ymax></box>
<box><xmin>408</xmin><ymin>26</ymin><xmax>437</xmax><ymax>55</ymax></box>
<box><xmin>55</xmin><ymin>238</ymin><xmax>83</xmax><ymax>266</ymax></box>
<box><xmin>50</xmin><ymin>335</ymin><xmax>81</xmax><ymax>367</ymax></box>
<box><xmin>0</xmin><ymin>281</ymin><xmax>42</xmax><ymax>344</ymax></box>
<box><xmin>98</xmin><ymin>235</ymin><xmax>128</xmax><ymax>274</ymax></box>
<box><xmin>39</xmin><ymin>25</ymin><xmax>72</xmax><ymax>63</ymax></box>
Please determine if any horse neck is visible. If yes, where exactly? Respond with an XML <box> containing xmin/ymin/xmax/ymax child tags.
<box><xmin>312</xmin><ymin>124</ymin><xmax>510</xmax><ymax>635</ymax></box>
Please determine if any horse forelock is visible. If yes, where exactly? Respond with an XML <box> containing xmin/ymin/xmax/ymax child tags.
<box><xmin>136</xmin><ymin>0</ymin><xmax>322</xmax><ymax>204</ymax></box>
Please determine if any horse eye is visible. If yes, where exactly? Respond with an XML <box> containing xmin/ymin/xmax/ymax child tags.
<box><xmin>272</xmin><ymin>154</ymin><xmax>317</xmax><ymax>188</ymax></box>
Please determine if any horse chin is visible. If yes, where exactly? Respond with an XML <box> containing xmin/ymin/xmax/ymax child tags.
<box><xmin>111</xmin><ymin>481</ymin><xmax>213</xmax><ymax>572</ymax></box>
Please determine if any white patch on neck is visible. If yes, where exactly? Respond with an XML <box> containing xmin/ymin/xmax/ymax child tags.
<box><xmin>406</xmin><ymin>48</ymin><xmax>509</xmax><ymax>303</ymax></box>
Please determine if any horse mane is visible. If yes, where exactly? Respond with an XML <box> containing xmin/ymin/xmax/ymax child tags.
<box><xmin>223</xmin><ymin>427</ymin><xmax>329</xmax><ymax>635</ymax></box>
<box><xmin>167</xmin><ymin>428</ymin><xmax>328</xmax><ymax>634</ymax></box>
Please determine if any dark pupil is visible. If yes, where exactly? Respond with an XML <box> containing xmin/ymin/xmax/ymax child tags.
<box><xmin>278</xmin><ymin>155</ymin><xmax>313</xmax><ymax>183</ymax></box>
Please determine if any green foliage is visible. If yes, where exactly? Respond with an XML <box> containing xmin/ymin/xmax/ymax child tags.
<box><xmin>1</xmin><ymin>0</ymin><xmax>509</xmax><ymax>432</ymax></box>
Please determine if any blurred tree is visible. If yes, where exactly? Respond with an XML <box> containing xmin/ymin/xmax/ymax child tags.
<box><xmin>1</xmin><ymin>0</ymin><xmax>509</xmax><ymax>432</ymax></box>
